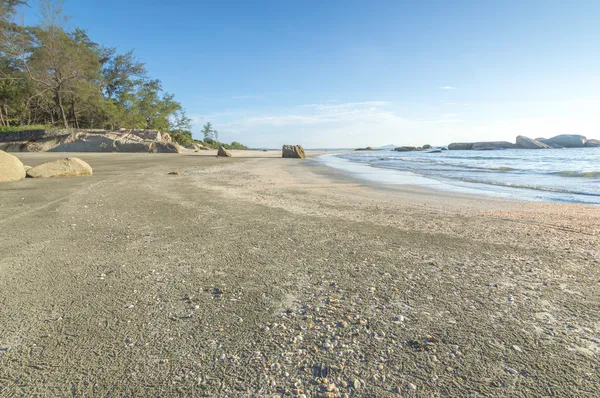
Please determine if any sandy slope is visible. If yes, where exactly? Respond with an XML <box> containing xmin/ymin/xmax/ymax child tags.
<box><xmin>1</xmin><ymin>152</ymin><xmax>598</xmax><ymax>397</ymax></box>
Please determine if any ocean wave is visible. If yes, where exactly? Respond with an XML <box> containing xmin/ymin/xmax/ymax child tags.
<box><xmin>551</xmin><ymin>171</ymin><xmax>600</xmax><ymax>178</ymax></box>
<box><xmin>444</xmin><ymin>177</ymin><xmax>600</xmax><ymax>197</ymax></box>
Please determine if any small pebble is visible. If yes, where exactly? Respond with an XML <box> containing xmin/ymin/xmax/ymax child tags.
<box><xmin>512</xmin><ymin>345</ymin><xmax>522</xmax><ymax>352</ymax></box>
<box><xmin>407</xmin><ymin>383</ymin><xmax>417</xmax><ymax>391</ymax></box>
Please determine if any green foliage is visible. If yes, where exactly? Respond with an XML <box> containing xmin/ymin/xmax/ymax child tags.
<box><xmin>0</xmin><ymin>124</ymin><xmax>52</xmax><ymax>133</ymax></box>
<box><xmin>202</xmin><ymin>122</ymin><xmax>213</xmax><ymax>140</ymax></box>
<box><xmin>169</xmin><ymin>129</ymin><xmax>193</xmax><ymax>147</ymax></box>
<box><xmin>0</xmin><ymin>0</ymin><xmax>189</xmax><ymax>132</ymax></box>
<box><xmin>224</xmin><ymin>141</ymin><xmax>248</xmax><ymax>150</ymax></box>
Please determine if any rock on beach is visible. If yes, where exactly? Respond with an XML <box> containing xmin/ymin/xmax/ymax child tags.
<box><xmin>217</xmin><ymin>146</ymin><xmax>232</xmax><ymax>157</ymax></box>
<box><xmin>282</xmin><ymin>145</ymin><xmax>306</xmax><ymax>159</ymax></box>
<box><xmin>26</xmin><ymin>157</ymin><xmax>93</xmax><ymax>178</ymax></box>
<box><xmin>0</xmin><ymin>150</ymin><xmax>26</xmax><ymax>183</ymax></box>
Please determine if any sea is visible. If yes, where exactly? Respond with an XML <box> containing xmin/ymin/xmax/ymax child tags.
<box><xmin>317</xmin><ymin>147</ymin><xmax>600</xmax><ymax>205</ymax></box>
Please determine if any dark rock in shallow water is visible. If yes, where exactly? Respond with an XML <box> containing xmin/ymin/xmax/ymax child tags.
<box><xmin>394</xmin><ymin>146</ymin><xmax>417</xmax><ymax>152</ymax></box>
<box><xmin>584</xmin><ymin>139</ymin><xmax>600</xmax><ymax>147</ymax></box>
<box><xmin>355</xmin><ymin>146</ymin><xmax>373</xmax><ymax>151</ymax></box>
<box><xmin>448</xmin><ymin>142</ymin><xmax>473</xmax><ymax>150</ymax></box>
<box><xmin>422</xmin><ymin>144</ymin><xmax>432</xmax><ymax>150</ymax></box>
<box><xmin>536</xmin><ymin>138</ymin><xmax>564</xmax><ymax>148</ymax></box>
<box><xmin>515</xmin><ymin>136</ymin><xmax>550</xmax><ymax>149</ymax></box>
<box><xmin>472</xmin><ymin>141</ymin><xmax>515</xmax><ymax>150</ymax></box>
<box><xmin>543</xmin><ymin>134</ymin><xmax>587</xmax><ymax>148</ymax></box>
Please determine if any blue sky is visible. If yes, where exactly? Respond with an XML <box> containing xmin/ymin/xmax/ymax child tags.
<box><xmin>20</xmin><ymin>0</ymin><xmax>600</xmax><ymax>147</ymax></box>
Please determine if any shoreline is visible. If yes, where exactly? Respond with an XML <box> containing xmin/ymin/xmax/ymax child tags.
<box><xmin>317</xmin><ymin>149</ymin><xmax>600</xmax><ymax>205</ymax></box>
<box><xmin>1</xmin><ymin>152</ymin><xmax>599</xmax><ymax>396</ymax></box>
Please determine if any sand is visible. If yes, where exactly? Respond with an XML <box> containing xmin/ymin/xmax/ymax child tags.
<box><xmin>1</xmin><ymin>151</ymin><xmax>599</xmax><ymax>397</ymax></box>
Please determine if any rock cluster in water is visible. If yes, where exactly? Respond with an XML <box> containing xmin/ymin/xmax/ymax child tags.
<box><xmin>447</xmin><ymin>134</ymin><xmax>599</xmax><ymax>151</ymax></box>
<box><xmin>361</xmin><ymin>134</ymin><xmax>600</xmax><ymax>152</ymax></box>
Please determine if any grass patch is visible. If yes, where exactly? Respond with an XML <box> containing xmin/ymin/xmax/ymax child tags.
<box><xmin>0</xmin><ymin>125</ymin><xmax>54</xmax><ymax>133</ymax></box>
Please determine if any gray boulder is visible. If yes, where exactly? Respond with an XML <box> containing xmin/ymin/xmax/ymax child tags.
<box><xmin>448</xmin><ymin>142</ymin><xmax>473</xmax><ymax>150</ymax></box>
<box><xmin>584</xmin><ymin>139</ymin><xmax>600</xmax><ymax>147</ymax></box>
<box><xmin>515</xmin><ymin>136</ymin><xmax>550</xmax><ymax>149</ymax></box>
<box><xmin>114</xmin><ymin>139</ymin><xmax>155</xmax><ymax>153</ymax></box>
<box><xmin>49</xmin><ymin>133</ymin><xmax>116</xmax><ymax>152</ymax></box>
<box><xmin>187</xmin><ymin>143</ymin><xmax>209</xmax><ymax>151</ymax></box>
<box><xmin>0</xmin><ymin>150</ymin><xmax>26</xmax><ymax>183</ymax></box>
<box><xmin>282</xmin><ymin>145</ymin><xmax>306</xmax><ymax>159</ymax></box>
<box><xmin>422</xmin><ymin>144</ymin><xmax>432</xmax><ymax>150</ymax></box>
<box><xmin>26</xmin><ymin>157</ymin><xmax>92</xmax><ymax>178</ymax></box>
<box><xmin>471</xmin><ymin>141</ymin><xmax>515</xmax><ymax>150</ymax></box>
<box><xmin>394</xmin><ymin>146</ymin><xmax>417</xmax><ymax>152</ymax></box>
<box><xmin>536</xmin><ymin>138</ymin><xmax>564</xmax><ymax>148</ymax></box>
<box><xmin>217</xmin><ymin>146</ymin><xmax>232</xmax><ymax>157</ymax></box>
<box><xmin>543</xmin><ymin>134</ymin><xmax>587</xmax><ymax>148</ymax></box>
<box><xmin>154</xmin><ymin>142</ymin><xmax>182</xmax><ymax>153</ymax></box>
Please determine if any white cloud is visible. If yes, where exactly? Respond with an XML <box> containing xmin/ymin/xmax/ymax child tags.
<box><xmin>440</xmin><ymin>86</ymin><xmax>456</xmax><ymax>90</ymax></box>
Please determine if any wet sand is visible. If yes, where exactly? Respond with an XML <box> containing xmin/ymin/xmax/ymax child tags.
<box><xmin>1</xmin><ymin>152</ymin><xmax>599</xmax><ymax>397</ymax></box>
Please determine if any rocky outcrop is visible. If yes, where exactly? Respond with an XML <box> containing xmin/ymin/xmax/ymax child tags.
<box><xmin>126</xmin><ymin>129</ymin><xmax>172</xmax><ymax>142</ymax></box>
<box><xmin>472</xmin><ymin>141</ymin><xmax>515</xmax><ymax>150</ymax></box>
<box><xmin>422</xmin><ymin>144</ymin><xmax>432</xmax><ymax>150</ymax></box>
<box><xmin>26</xmin><ymin>157</ymin><xmax>93</xmax><ymax>178</ymax></box>
<box><xmin>355</xmin><ymin>146</ymin><xmax>373</xmax><ymax>151</ymax></box>
<box><xmin>448</xmin><ymin>142</ymin><xmax>473</xmax><ymax>150</ymax></box>
<box><xmin>394</xmin><ymin>146</ymin><xmax>417</xmax><ymax>152</ymax></box>
<box><xmin>187</xmin><ymin>143</ymin><xmax>209</xmax><ymax>151</ymax></box>
<box><xmin>154</xmin><ymin>142</ymin><xmax>182</xmax><ymax>153</ymax></box>
<box><xmin>542</xmin><ymin>134</ymin><xmax>587</xmax><ymax>148</ymax></box>
<box><xmin>282</xmin><ymin>145</ymin><xmax>306</xmax><ymax>159</ymax></box>
<box><xmin>584</xmin><ymin>139</ymin><xmax>600</xmax><ymax>147</ymax></box>
<box><xmin>0</xmin><ymin>150</ymin><xmax>26</xmax><ymax>183</ymax></box>
<box><xmin>536</xmin><ymin>138</ymin><xmax>563</xmax><ymax>148</ymax></box>
<box><xmin>0</xmin><ymin>129</ymin><xmax>179</xmax><ymax>153</ymax></box>
<box><xmin>217</xmin><ymin>146</ymin><xmax>232</xmax><ymax>157</ymax></box>
<box><xmin>516</xmin><ymin>136</ymin><xmax>550</xmax><ymax>149</ymax></box>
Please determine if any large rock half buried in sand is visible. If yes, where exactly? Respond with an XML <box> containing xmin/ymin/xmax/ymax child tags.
<box><xmin>282</xmin><ymin>145</ymin><xmax>306</xmax><ymax>159</ymax></box>
<box><xmin>217</xmin><ymin>146</ymin><xmax>232</xmax><ymax>157</ymax></box>
<box><xmin>27</xmin><ymin>157</ymin><xmax>93</xmax><ymax>178</ymax></box>
<box><xmin>0</xmin><ymin>150</ymin><xmax>26</xmax><ymax>183</ymax></box>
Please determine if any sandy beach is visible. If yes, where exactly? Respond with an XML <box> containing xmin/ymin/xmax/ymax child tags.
<box><xmin>1</xmin><ymin>151</ymin><xmax>599</xmax><ymax>397</ymax></box>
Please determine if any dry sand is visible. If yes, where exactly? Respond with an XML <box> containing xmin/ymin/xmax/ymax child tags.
<box><xmin>1</xmin><ymin>151</ymin><xmax>599</xmax><ymax>397</ymax></box>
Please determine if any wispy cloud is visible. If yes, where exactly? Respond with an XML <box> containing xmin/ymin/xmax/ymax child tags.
<box><xmin>440</xmin><ymin>86</ymin><xmax>456</xmax><ymax>90</ymax></box>
<box><xmin>214</xmin><ymin>101</ymin><xmax>464</xmax><ymax>147</ymax></box>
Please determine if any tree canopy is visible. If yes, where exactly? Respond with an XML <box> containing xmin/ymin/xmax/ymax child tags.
<box><xmin>0</xmin><ymin>0</ymin><xmax>190</xmax><ymax>133</ymax></box>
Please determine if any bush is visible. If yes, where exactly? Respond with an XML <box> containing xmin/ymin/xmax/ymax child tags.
<box><xmin>169</xmin><ymin>130</ymin><xmax>194</xmax><ymax>147</ymax></box>
<box><xmin>0</xmin><ymin>125</ymin><xmax>54</xmax><ymax>133</ymax></box>
<box><xmin>226</xmin><ymin>141</ymin><xmax>248</xmax><ymax>150</ymax></box>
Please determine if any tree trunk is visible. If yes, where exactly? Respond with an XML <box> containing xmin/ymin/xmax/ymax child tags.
<box><xmin>0</xmin><ymin>104</ymin><xmax>5</xmax><ymax>126</ymax></box>
<box><xmin>56</xmin><ymin>90</ymin><xmax>68</xmax><ymax>128</ymax></box>
<box><xmin>71</xmin><ymin>96</ymin><xmax>79</xmax><ymax>129</ymax></box>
